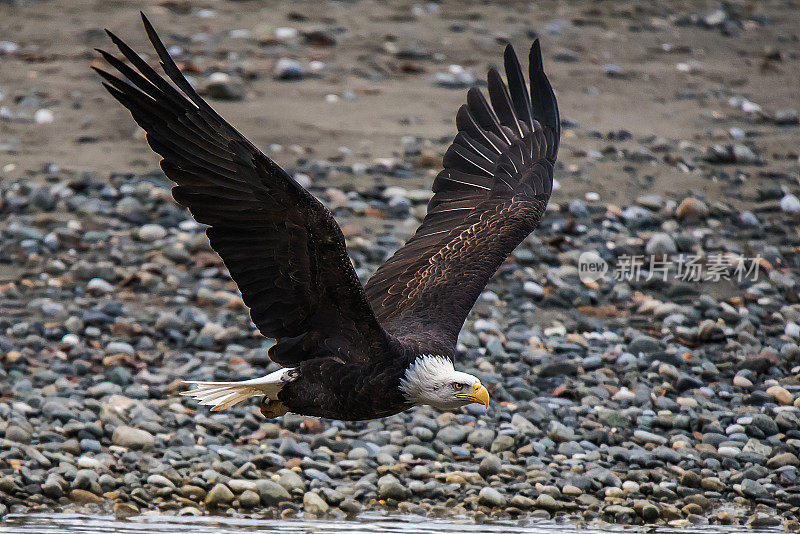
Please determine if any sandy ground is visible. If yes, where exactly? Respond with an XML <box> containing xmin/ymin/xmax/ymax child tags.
<box><xmin>1</xmin><ymin>0</ymin><xmax>798</xmax><ymax>210</ymax></box>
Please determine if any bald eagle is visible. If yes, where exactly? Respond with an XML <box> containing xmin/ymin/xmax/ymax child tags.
<box><xmin>95</xmin><ymin>14</ymin><xmax>560</xmax><ymax>421</ymax></box>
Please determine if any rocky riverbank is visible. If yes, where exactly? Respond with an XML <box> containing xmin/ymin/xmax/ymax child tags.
<box><xmin>2</xmin><ymin>0</ymin><xmax>800</xmax><ymax>530</ymax></box>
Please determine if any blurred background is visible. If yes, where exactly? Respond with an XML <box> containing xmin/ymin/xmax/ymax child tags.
<box><xmin>2</xmin><ymin>0</ymin><xmax>798</xmax><ymax>203</ymax></box>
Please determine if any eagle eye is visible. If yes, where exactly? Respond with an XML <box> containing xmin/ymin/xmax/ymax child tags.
<box><xmin>453</xmin><ymin>382</ymin><xmax>464</xmax><ymax>391</ymax></box>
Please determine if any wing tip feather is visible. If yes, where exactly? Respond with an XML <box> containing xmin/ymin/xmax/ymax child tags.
<box><xmin>503</xmin><ymin>43</ymin><xmax>520</xmax><ymax>68</ymax></box>
<box><xmin>140</xmin><ymin>11</ymin><xmax>154</xmax><ymax>31</ymax></box>
<box><xmin>530</xmin><ymin>39</ymin><xmax>543</xmax><ymax>73</ymax></box>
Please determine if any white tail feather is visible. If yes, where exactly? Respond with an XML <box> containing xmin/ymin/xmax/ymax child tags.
<box><xmin>181</xmin><ymin>368</ymin><xmax>293</xmax><ymax>411</ymax></box>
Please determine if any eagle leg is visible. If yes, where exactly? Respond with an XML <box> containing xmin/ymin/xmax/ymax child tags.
<box><xmin>260</xmin><ymin>397</ymin><xmax>289</xmax><ymax>418</ymax></box>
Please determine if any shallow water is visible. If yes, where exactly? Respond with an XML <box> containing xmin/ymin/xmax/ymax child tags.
<box><xmin>0</xmin><ymin>514</ymin><xmax>783</xmax><ymax>534</ymax></box>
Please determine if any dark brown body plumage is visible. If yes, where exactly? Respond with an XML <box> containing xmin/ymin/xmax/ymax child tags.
<box><xmin>95</xmin><ymin>14</ymin><xmax>560</xmax><ymax>421</ymax></box>
<box><xmin>279</xmin><ymin>357</ymin><xmax>413</xmax><ymax>420</ymax></box>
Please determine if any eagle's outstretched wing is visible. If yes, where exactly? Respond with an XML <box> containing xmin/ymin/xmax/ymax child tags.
<box><xmin>364</xmin><ymin>42</ymin><xmax>560</xmax><ymax>350</ymax></box>
<box><xmin>95</xmin><ymin>14</ymin><xmax>388</xmax><ymax>365</ymax></box>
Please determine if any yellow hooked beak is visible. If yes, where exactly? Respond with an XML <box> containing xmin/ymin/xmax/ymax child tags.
<box><xmin>456</xmin><ymin>383</ymin><xmax>490</xmax><ymax>408</ymax></box>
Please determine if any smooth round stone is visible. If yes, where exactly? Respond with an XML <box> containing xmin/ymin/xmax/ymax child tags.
<box><xmin>523</xmin><ymin>281</ymin><xmax>544</xmax><ymax>297</ymax></box>
<box><xmin>786</xmin><ymin>323</ymin><xmax>800</xmax><ymax>339</ymax></box>
<box><xmin>478</xmin><ymin>455</ymin><xmax>501</xmax><ymax>478</ymax></box>
<box><xmin>628</xmin><ymin>335</ymin><xmax>662</xmax><ymax>354</ymax></box>
<box><xmin>767</xmin><ymin>452</ymin><xmax>799</xmax><ymax>468</ymax></box>
<box><xmin>5</xmin><ymin>425</ymin><xmax>31</xmax><ymax>444</ymax></box>
<box><xmin>61</xmin><ymin>334</ymin><xmax>81</xmax><ymax>347</ymax></box>
<box><xmin>77</xmin><ymin>456</ymin><xmax>102</xmax><ymax>469</ymax></box>
<box><xmin>277</xmin><ymin>470</ymin><xmax>306</xmax><ymax>492</ymax></box>
<box><xmin>733</xmin><ymin>375</ymin><xmax>753</xmax><ymax>387</ymax></box>
<box><xmin>86</xmin><ymin>278</ymin><xmax>114</xmax><ymax>293</ymax></box>
<box><xmin>41</xmin><ymin>476</ymin><xmax>65</xmax><ymax>499</ymax></box>
<box><xmin>477</xmin><ymin>487</ymin><xmax>506</xmax><ymax>507</ymax></box>
<box><xmin>205</xmin><ymin>483</ymin><xmax>234</xmax><ymax>507</ymax></box>
<box><xmin>105</xmin><ymin>341</ymin><xmax>135</xmax><ymax>355</ymax></box>
<box><xmin>227</xmin><ymin>479</ymin><xmax>257</xmax><ymax>493</ymax></box>
<box><xmin>675</xmin><ymin>197</ymin><xmax>708</xmax><ymax>220</ymax></box>
<box><xmin>451</xmin><ymin>446</ymin><xmax>470</xmax><ymax>456</ymax></box>
<box><xmin>766</xmin><ymin>385</ymin><xmax>794</xmax><ymax>405</ymax></box>
<box><xmin>303</xmin><ymin>491</ymin><xmax>329</xmax><ymax>514</ymax></box>
<box><xmin>622</xmin><ymin>480</ymin><xmax>640</xmax><ymax>493</ymax></box>
<box><xmin>717</xmin><ymin>446</ymin><xmax>740</xmax><ymax>457</ymax></box>
<box><xmin>138</xmin><ymin>224</ymin><xmax>167</xmax><ymax>241</ymax></box>
<box><xmin>412</xmin><ymin>427</ymin><xmax>434</xmax><ymax>441</ymax></box>
<box><xmin>510</xmin><ymin>495</ymin><xmax>536</xmax><ymax>509</ymax></box>
<box><xmin>467</xmin><ymin>428</ymin><xmax>496</xmax><ymax>449</ymax></box>
<box><xmin>489</xmin><ymin>435</ymin><xmax>514</xmax><ymax>453</ymax></box>
<box><xmin>348</xmin><ymin>447</ymin><xmax>370</xmax><ymax>460</ymax></box>
<box><xmin>147</xmin><ymin>475</ymin><xmax>175</xmax><ymax>488</ymax></box>
<box><xmin>740</xmin><ymin>211</ymin><xmax>760</xmax><ymax>226</ymax></box>
<box><xmin>633</xmin><ymin>430</ymin><xmax>667</xmax><ymax>445</ymax></box>
<box><xmin>256</xmin><ymin>480</ymin><xmax>290</xmax><ymax>505</ymax></box>
<box><xmin>317</xmin><ymin>487</ymin><xmax>344</xmax><ymax>507</ymax></box>
<box><xmin>535</xmin><ymin>493</ymin><xmax>561</xmax><ymax>511</ymax></box>
<box><xmin>741</xmin><ymin>479</ymin><xmax>768</xmax><ymax>499</ymax></box>
<box><xmin>239</xmin><ymin>489</ymin><xmax>260</xmax><ymax>508</ymax></box>
<box><xmin>569</xmin><ymin>199</ymin><xmax>589</xmax><ymax>218</ymax></box>
<box><xmin>116</xmin><ymin>196</ymin><xmax>144</xmax><ymax>216</ymax></box>
<box><xmin>613</xmin><ymin>387</ymin><xmax>635</xmax><ymax>402</ymax></box>
<box><xmin>645</xmin><ymin>233</ymin><xmax>677</xmax><ymax>255</ymax></box>
<box><xmin>780</xmin><ymin>194</ymin><xmax>800</xmax><ymax>213</ymax></box>
<box><xmin>111</xmin><ymin>426</ymin><xmax>154</xmax><ymax>450</ymax></box>
<box><xmin>726</xmin><ymin>424</ymin><xmax>746</xmax><ymax>435</ymax></box>
<box><xmin>436</xmin><ymin>425</ymin><xmax>470</xmax><ymax>444</ymax></box>
<box><xmin>35</xmin><ymin>108</ymin><xmax>55</xmax><ymax>124</ymax></box>
<box><xmin>80</xmin><ymin>439</ymin><xmax>102</xmax><ymax>453</ymax></box>
<box><xmin>378</xmin><ymin>474</ymin><xmax>409</xmax><ymax>500</ymax></box>
<box><xmin>204</xmin><ymin>73</ymin><xmax>245</xmax><ymax>101</ymax></box>
<box><xmin>274</xmin><ymin>58</ymin><xmax>304</xmax><ymax>80</ymax></box>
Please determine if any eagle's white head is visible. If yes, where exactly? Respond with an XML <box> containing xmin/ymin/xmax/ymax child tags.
<box><xmin>399</xmin><ymin>355</ymin><xmax>489</xmax><ymax>411</ymax></box>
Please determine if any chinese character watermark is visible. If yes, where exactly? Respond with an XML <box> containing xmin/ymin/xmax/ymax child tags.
<box><xmin>578</xmin><ymin>252</ymin><xmax>762</xmax><ymax>283</ymax></box>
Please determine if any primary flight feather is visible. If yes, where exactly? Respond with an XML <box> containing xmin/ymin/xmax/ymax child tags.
<box><xmin>95</xmin><ymin>13</ymin><xmax>560</xmax><ymax>421</ymax></box>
